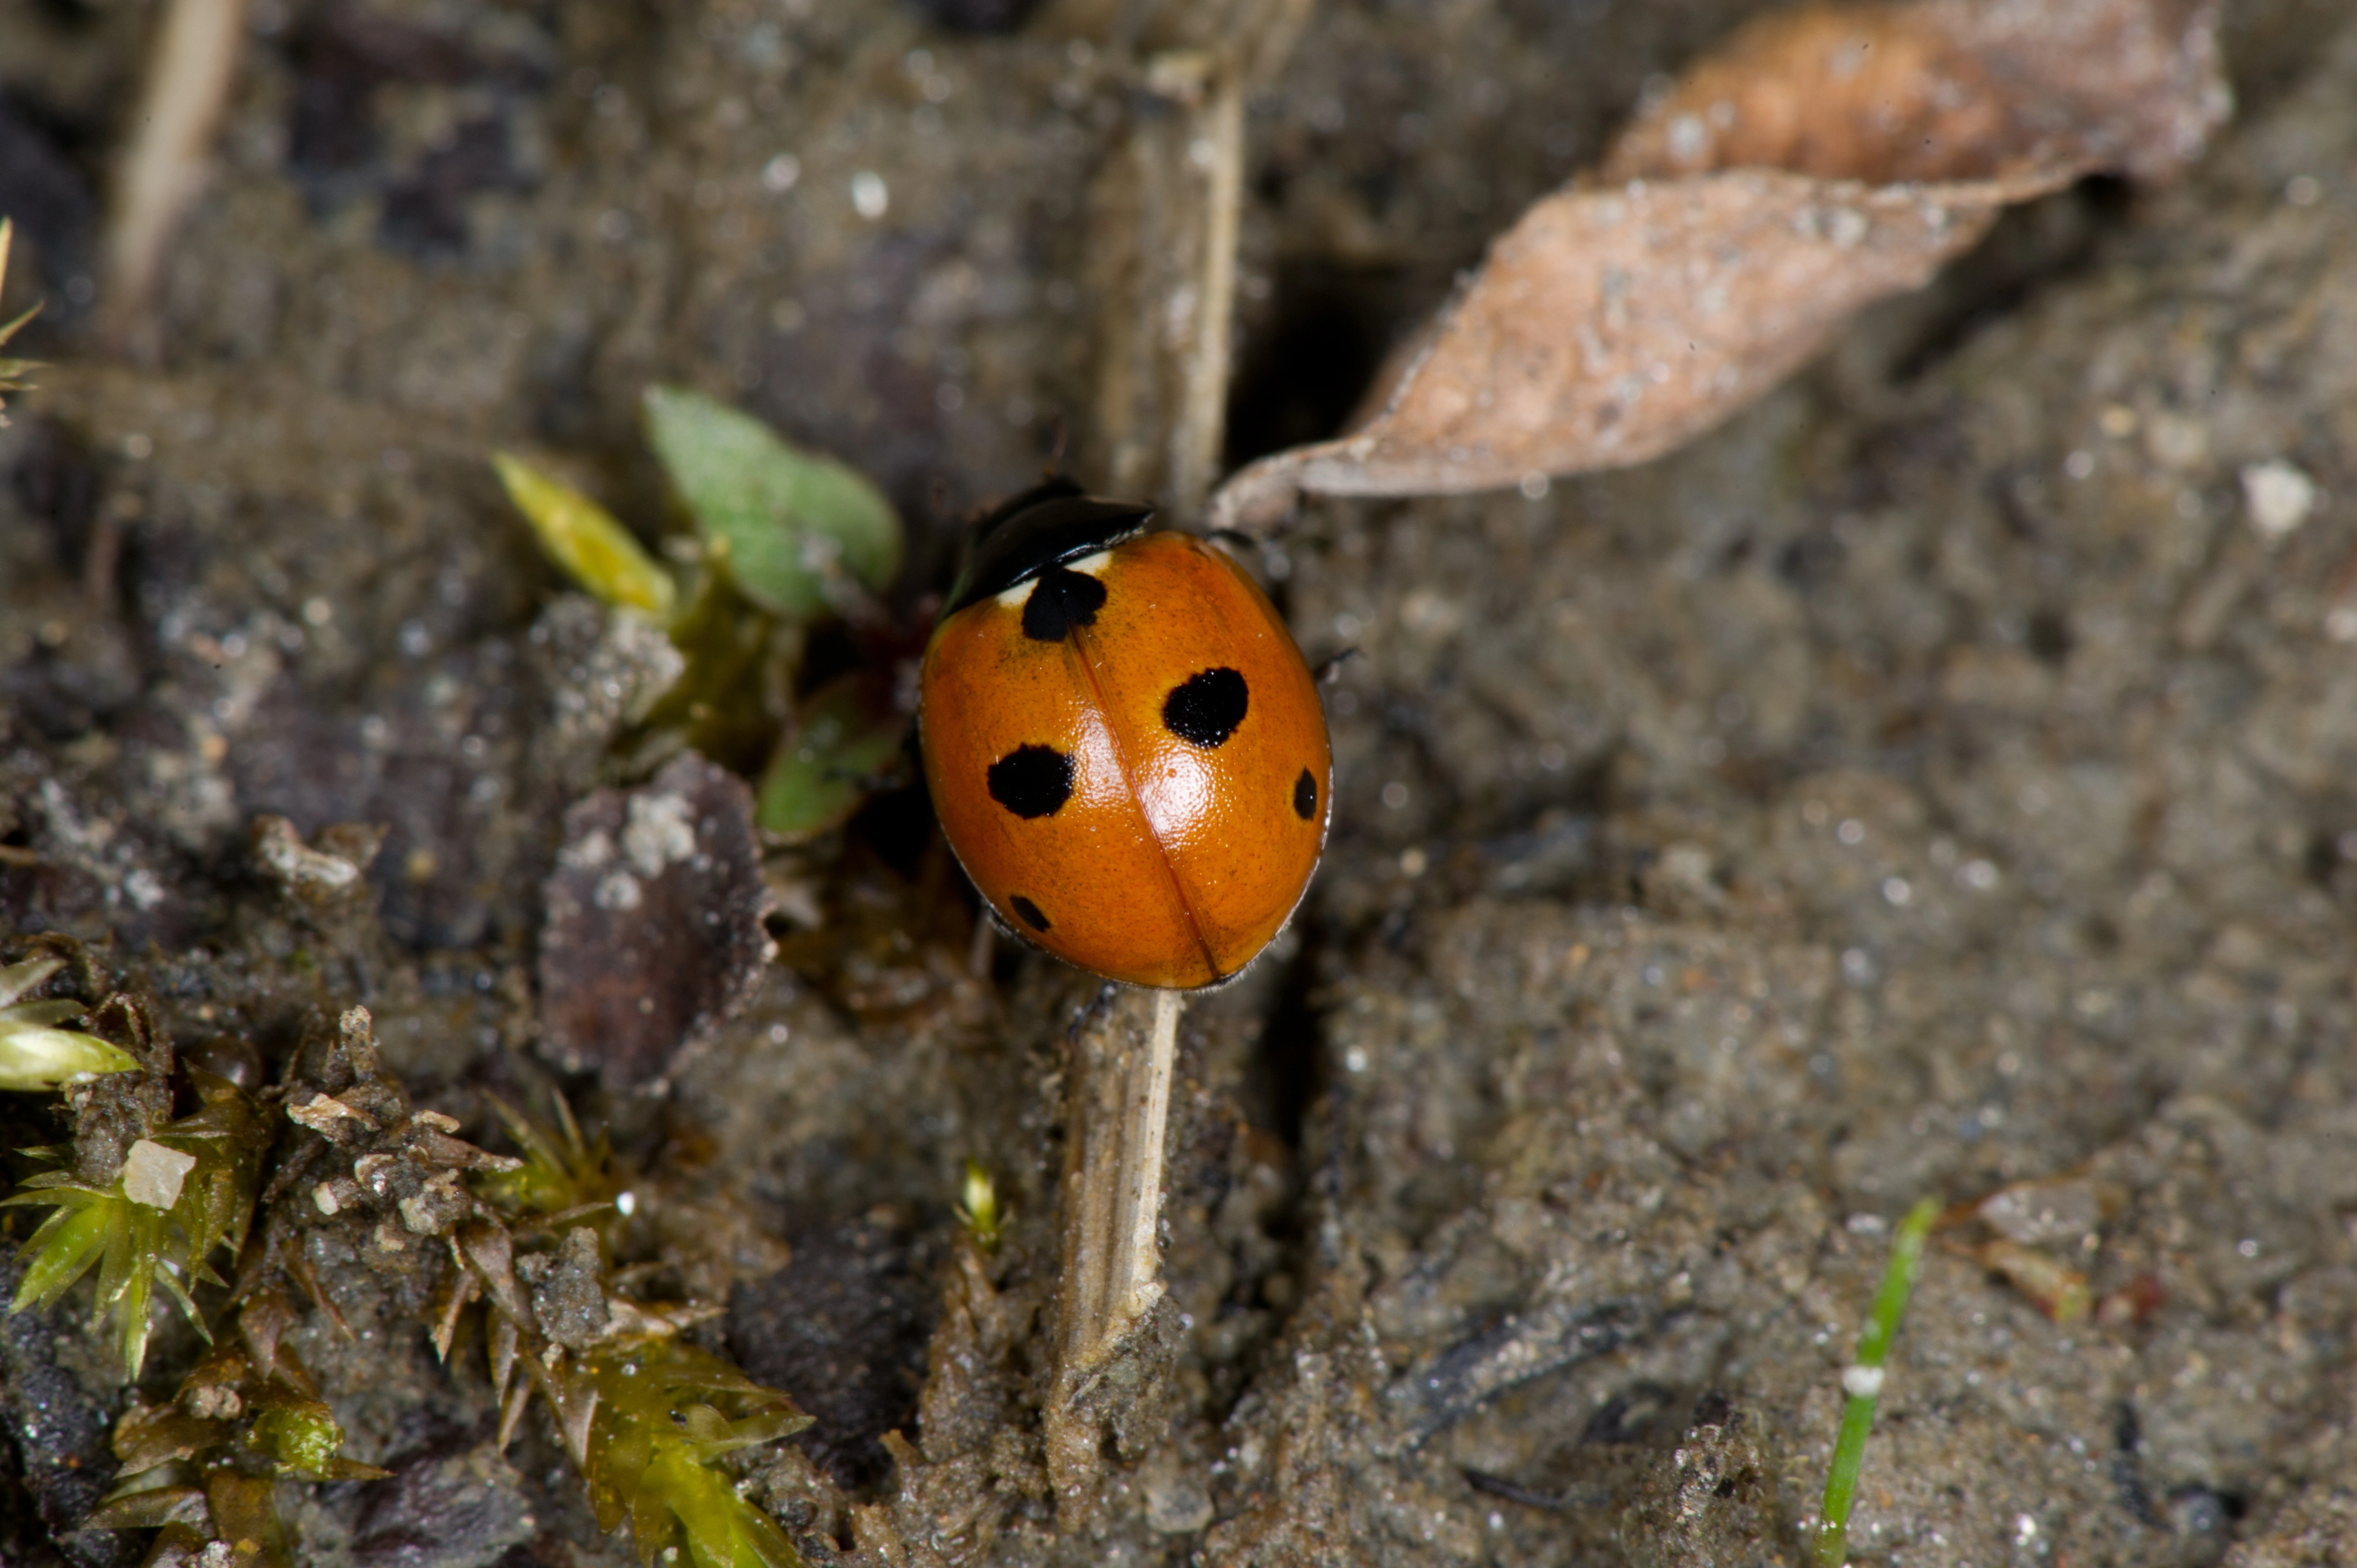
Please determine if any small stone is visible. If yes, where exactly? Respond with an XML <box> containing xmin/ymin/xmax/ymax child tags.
<box><xmin>289</xmin><ymin>1092</ymin><xmax>379</xmax><ymax>1139</ymax></box>
<box><xmin>398</xmin><ymin>1173</ymin><xmax>469</xmax><ymax>1236</ymax></box>
<box><xmin>1143</xmin><ymin>1459</ymin><xmax>1213</xmax><ymax>1534</ymax></box>
<box><xmin>523</xmin><ymin>1227</ymin><xmax>610</xmax><ymax>1351</ymax></box>
<box><xmin>1977</xmin><ymin>1177</ymin><xmax>2102</xmax><ymax>1246</ymax></box>
<box><xmin>2241</xmin><ymin>460</ymin><xmax>2317</xmax><ymax>541</ymax></box>
<box><xmin>2143</xmin><ymin>411</ymin><xmax>2209</xmax><ymax>471</ymax></box>
<box><xmin>121</xmin><ymin>1139</ymin><xmax>198</xmax><ymax>1210</ymax></box>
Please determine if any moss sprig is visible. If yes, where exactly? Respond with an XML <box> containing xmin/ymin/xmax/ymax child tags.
<box><xmin>84</xmin><ymin>1289</ymin><xmax>391</xmax><ymax>1566</ymax></box>
<box><xmin>464</xmin><ymin>1094</ymin><xmax>811</xmax><ymax>1567</ymax></box>
<box><xmin>956</xmin><ymin>1157</ymin><xmax>1005</xmax><ymax>1252</ymax></box>
<box><xmin>472</xmin><ymin>1088</ymin><xmax>619</xmax><ymax>1222</ymax></box>
<box><xmin>5</xmin><ymin>1065</ymin><xmax>265</xmax><ymax>1380</ymax></box>
<box><xmin>570</xmin><ymin>1336</ymin><xmax>809</xmax><ymax>1568</ymax></box>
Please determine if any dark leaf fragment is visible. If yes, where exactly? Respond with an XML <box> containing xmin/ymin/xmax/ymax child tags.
<box><xmin>538</xmin><ymin>752</ymin><xmax>774</xmax><ymax>1092</ymax></box>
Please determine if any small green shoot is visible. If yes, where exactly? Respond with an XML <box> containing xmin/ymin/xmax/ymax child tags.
<box><xmin>579</xmin><ymin>1337</ymin><xmax>810</xmax><ymax>1568</ymax></box>
<box><xmin>474</xmin><ymin>1090</ymin><xmax>619</xmax><ymax>1221</ymax></box>
<box><xmin>756</xmin><ymin>674</ymin><xmax>906</xmax><ymax>839</ymax></box>
<box><xmin>3</xmin><ymin>1071</ymin><xmax>266</xmax><ymax>1378</ymax></box>
<box><xmin>1813</xmin><ymin>1195</ymin><xmax>1939</xmax><ymax>1568</ymax></box>
<box><xmin>0</xmin><ymin>218</ymin><xmax>39</xmax><ymax>426</ymax></box>
<box><xmin>643</xmin><ymin>384</ymin><xmax>902</xmax><ymax>618</ymax></box>
<box><xmin>0</xmin><ymin>956</ymin><xmax>138</xmax><ymax>1089</ymax></box>
<box><xmin>955</xmin><ymin>1158</ymin><xmax>1005</xmax><ymax>1252</ymax></box>
<box><xmin>493</xmin><ymin>452</ymin><xmax>679</xmax><ymax>620</ymax></box>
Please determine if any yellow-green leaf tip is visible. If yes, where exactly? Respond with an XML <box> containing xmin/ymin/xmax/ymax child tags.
<box><xmin>0</xmin><ymin>958</ymin><xmax>136</xmax><ymax>1090</ymax></box>
<box><xmin>493</xmin><ymin>451</ymin><xmax>678</xmax><ymax>621</ymax></box>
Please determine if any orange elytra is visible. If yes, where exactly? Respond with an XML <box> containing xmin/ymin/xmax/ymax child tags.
<box><xmin>919</xmin><ymin>478</ymin><xmax>1332</xmax><ymax>990</ymax></box>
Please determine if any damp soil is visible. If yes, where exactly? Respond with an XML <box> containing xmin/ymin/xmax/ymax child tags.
<box><xmin>4</xmin><ymin>2</ymin><xmax>2357</xmax><ymax>1565</ymax></box>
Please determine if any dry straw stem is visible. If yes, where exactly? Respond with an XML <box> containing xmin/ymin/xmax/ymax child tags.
<box><xmin>0</xmin><ymin>220</ymin><xmax>39</xmax><ymax>427</ymax></box>
<box><xmin>1071</xmin><ymin>0</ymin><xmax>1310</xmax><ymax>513</ymax></box>
<box><xmin>1044</xmin><ymin>984</ymin><xmax>1183</xmax><ymax>1520</ymax></box>
<box><xmin>1081</xmin><ymin>51</ymin><xmax>1248</xmax><ymax>514</ymax></box>
<box><xmin>101</xmin><ymin>0</ymin><xmax>254</xmax><ymax>358</ymax></box>
<box><xmin>1209</xmin><ymin>0</ymin><xmax>2229</xmax><ymax>531</ymax></box>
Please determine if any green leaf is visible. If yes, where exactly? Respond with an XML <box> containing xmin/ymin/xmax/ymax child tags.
<box><xmin>756</xmin><ymin>675</ymin><xmax>905</xmax><ymax>839</ymax></box>
<box><xmin>0</xmin><ymin>1022</ymin><xmax>137</xmax><ymax>1090</ymax></box>
<box><xmin>0</xmin><ymin>956</ymin><xmax>136</xmax><ymax>1089</ymax></box>
<box><xmin>642</xmin><ymin>385</ymin><xmax>901</xmax><ymax>618</ymax></box>
<box><xmin>493</xmin><ymin>452</ymin><xmax>678</xmax><ymax>620</ymax></box>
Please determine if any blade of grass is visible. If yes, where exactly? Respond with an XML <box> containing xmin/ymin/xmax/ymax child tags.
<box><xmin>1814</xmin><ymin>1195</ymin><xmax>1939</xmax><ymax>1567</ymax></box>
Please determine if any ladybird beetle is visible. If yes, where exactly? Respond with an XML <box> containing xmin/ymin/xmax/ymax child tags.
<box><xmin>919</xmin><ymin>478</ymin><xmax>1332</xmax><ymax>990</ymax></box>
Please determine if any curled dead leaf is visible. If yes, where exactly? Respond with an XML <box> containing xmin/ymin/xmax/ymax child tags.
<box><xmin>1209</xmin><ymin>0</ymin><xmax>2227</xmax><ymax>532</ymax></box>
<box><xmin>1601</xmin><ymin>0</ymin><xmax>2228</xmax><ymax>187</ymax></box>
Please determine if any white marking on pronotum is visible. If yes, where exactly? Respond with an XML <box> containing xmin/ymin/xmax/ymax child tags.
<box><xmin>992</xmin><ymin>549</ymin><xmax>1118</xmax><ymax>611</ymax></box>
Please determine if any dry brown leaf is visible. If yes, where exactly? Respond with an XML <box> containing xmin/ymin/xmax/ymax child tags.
<box><xmin>1209</xmin><ymin>0</ymin><xmax>2227</xmax><ymax>532</ymax></box>
<box><xmin>1602</xmin><ymin>0</ymin><xmax>2227</xmax><ymax>187</ymax></box>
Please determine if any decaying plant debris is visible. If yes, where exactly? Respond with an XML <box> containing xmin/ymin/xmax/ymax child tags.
<box><xmin>4</xmin><ymin>0</ymin><xmax>2357</xmax><ymax>1564</ymax></box>
<box><xmin>1210</xmin><ymin>0</ymin><xmax>2230</xmax><ymax>528</ymax></box>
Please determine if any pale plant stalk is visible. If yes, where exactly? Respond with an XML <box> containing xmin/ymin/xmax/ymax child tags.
<box><xmin>1099</xmin><ymin>984</ymin><xmax>1182</xmax><ymax>1346</ymax></box>
<box><xmin>0</xmin><ymin>219</ymin><xmax>40</xmax><ymax>429</ymax></box>
<box><xmin>1083</xmin><ymin>49</ymin><xmax>1250</xmax><ymax>513</ymax></box>
<box><xmin>1166</xmin><ymin>63</ymin><xmax>1244</xmax><ymax>517</ymax></box>
<box><xmin>101</xmin><ymin>0</ymin><xmax>253</xmax><ymax>356</ymax></box>
<box><xmin>1044</xmin><ymin>984</ymin><xmax>1184</xmax><ymax>1519</ymax></box>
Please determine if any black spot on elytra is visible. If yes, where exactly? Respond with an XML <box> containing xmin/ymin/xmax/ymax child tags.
<box><xmin>1010</xmin><ymin>895</ymin><xmax>1051</xmax><ymax>931</ymax></box>
<box><xmin>987</xmin><ymin>745</ymin><xmax>1074</xmax><ymax>819</ymax></box>
<box><xmin>1163</xmin><ymin>668</ymin><xmax>1249</xmax><ymax>749</ymax></box>
<box><xmin>1293</xmin><ymin>768</ymin><xmax>1318</xmax><ymax>821</ymax></box>
<box><xmin>1021</xmin><ymin>565</ymin><xmax>1108</xmax><ymax>642</ymax></box>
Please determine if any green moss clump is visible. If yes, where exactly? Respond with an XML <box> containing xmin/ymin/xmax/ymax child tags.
<box><xmin>467</xmin><ymin>1094</ymin><xmax>811</xmax><ymax>1567</ymax></box>
<box><xmin>492</xmin><ymin>392</ymin><xmax>911</xmax><ymax>812</ymax></box>
<box><xmin>580</xmin><ymin>1337</ymin><xmax>810</xmax><ymax>1568</ymax></box>
<box><xmin>472</xmin><ymin>1089</ymin><xmax>619</xmax><ymax>1220</ymax></box>
<box><xmin>5</xmin><ymin>1068</ymin><xmax>265</xmax><ymax>1379</ymax></box>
